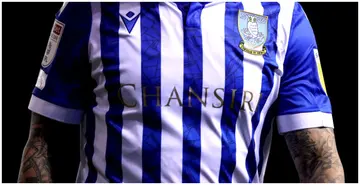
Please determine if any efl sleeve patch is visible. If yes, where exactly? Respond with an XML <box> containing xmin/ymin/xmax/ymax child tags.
<box><xmin>41</xmin><ymin>19</ymin><xmax>65</xmax><ymax>68</ymax></box>
<box><xmin>313</xmin><ymin>49</ymin><xmax>327</xmax><ymax>95</ymax></box>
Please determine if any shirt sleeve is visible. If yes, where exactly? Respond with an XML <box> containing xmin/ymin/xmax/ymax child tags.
<box><xmin>28</xmin><ymin>2</ymin><xmax>92</xmax><ymax>124</ymax></box>
<box><xmin>276</xmin><ymin>3</ymin><xmax>334</xmax><ymax>134</ymax></box>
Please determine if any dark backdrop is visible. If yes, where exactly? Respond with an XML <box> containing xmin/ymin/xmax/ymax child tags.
<box><xmin>2</xmin><ymin>2</ymin><xmax>358</xmax><ymax>183</ymax></box>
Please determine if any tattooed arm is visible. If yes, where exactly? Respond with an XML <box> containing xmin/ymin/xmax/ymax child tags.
<box><xmin>18</xmin><ymin>112</ymin><xmax>52</xmax><ymax>183</ymax></box>
<box><xmin>284</xmin><ymin>128</ymin><xmax>344</xmax><ymax>183</ymax></box>
<box><xmin>18</xmin><ymin>112</ymin><xmax>80</xmax><ymax>183</ymax></box>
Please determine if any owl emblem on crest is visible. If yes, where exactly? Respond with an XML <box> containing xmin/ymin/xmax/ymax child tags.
<box><xmin>238</xmin><ymin>11</ymin><xmax>268</xmax><ymax>55</ymax></box>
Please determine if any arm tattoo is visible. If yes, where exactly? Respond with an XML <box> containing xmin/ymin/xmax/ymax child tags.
<box><xmin>18</xmin><ymin>118</ymin><xmax>52</xmax><ymax>183</ymax></box>
<box><xmin>284</xmin><ymin>128</ymin><xmax>344</xmax><ymax>183</ymax></box>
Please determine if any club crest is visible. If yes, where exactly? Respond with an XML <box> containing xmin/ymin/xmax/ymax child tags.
<box><xmin>238</xmin><ymin>10</ymin><xmax>268</xmax><ymax>55</ymax></box>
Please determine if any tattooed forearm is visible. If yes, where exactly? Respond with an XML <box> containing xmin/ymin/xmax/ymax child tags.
<box><xmin>284</xmin><ymin>128</ymin><xmax>344</xmax><ymax>183</ymax></box>
<box><xmin>18</xmin><ymin>118</ymin><xmax>52</xmax><ymax>183</ymax></box>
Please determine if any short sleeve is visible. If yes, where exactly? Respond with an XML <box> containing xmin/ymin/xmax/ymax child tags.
<box><xmin>276</xmin><ymin>3</ymin><xmax>334</xmax><ymax>134</ymax></box>
<box><xmin>29</xmin><ymin>2</ymin><xmax>92</xmax><ymax>124</ymax></box>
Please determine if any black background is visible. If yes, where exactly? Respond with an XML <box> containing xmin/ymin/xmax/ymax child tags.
<box><xmin>2</xmin><ymin>2</ymin><xmax>358</xmax><ymax>183</ymax></box>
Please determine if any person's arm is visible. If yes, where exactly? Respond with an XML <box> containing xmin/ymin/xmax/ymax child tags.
<box><xmin>18</xmin><ymin>113</ymin><xmax>52</xmax><ymax>183</ymax></box>
<box><xmin>18</xmin><ymin>112</ymin><xmax>80</xmax><ymax>183</ymax></box>
<box><xmin>274</xmin><ymin>2</ymin><xmax>344</xmax><ymax>183</ymax></box>
<box><xmin>284</xmin><ymin>128</ymin><xmax>344</xmax><ymax>183</ymax></box>
<box><xmin>18</xmin><ymin>3</ymin><xmax>92</xmax><ymax>182</ymax></box>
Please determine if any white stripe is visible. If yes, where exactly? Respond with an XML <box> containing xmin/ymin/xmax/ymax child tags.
<box><xmin>252</xmin><ymin>3</ymin><xmax>293</xmax><ymax>182</ymax></box>
<box><xmin>159</xmin><ymin>3</ymin><xmax>184</xmax><ymax>182</ymax></box>
<box><xmin>28</xmin><ymin>95</ymin><xmax>84</xmax><ymax>124</ymax></box>
<box><xmin>233</xmin><ymin>1</ymin><xmax>265</xmax><ymax>183</ymax></box>
<box><xmin>259</xmin><ymin>121</ymin><xmax>273</xmax><ymax>182</ymax></box>
<box><xmin>277</xmin><ymin>112</ymin><xmax>334</xmax><ymax>134</ymax></box>
<box><xmin>58</xmin><ymin>2</ymin><xmax>69</xmax><ymax>16</ymax></box>
<box><xmin>199</xmin><ymin>2</ymin><xmax>226</xmax><ymax>183</ymax></box>
<box><xmin>87</xmin><ymin>2</ymin><xmax>109</xmax><ymax>183</ymax></box>
<box><xmin>76</xmin><ymin>120</ymin><xmax>89</xmax><ymax>182</ymax></box>
<box><xmin>276</xmin><ymin>1</ymin><xmax>295</xmax><ymax>74</ymax></box>
<box><xmin>252</xmin><ymin>76</ymin><xmax>280</xmax><ymax>183</ymax></box>
<box><xmin>118</xmin><ymin>2</ymin><xmax>144</xmax><ymax>183</ymax></box>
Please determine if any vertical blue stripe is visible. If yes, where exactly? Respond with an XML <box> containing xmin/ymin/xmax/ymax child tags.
<box><xmin>100</xmin><ymin>3</ymin><xmax>124</xmax><ymax>183</ymax></box>
<box><xmin>245</xmin><ymin>3</ymin><xmax>280</xmax><ymax>182</ymax></box>
<box><xmin>219</xmin><ymin>2</ymin><xmax>245</xmax><ymax>183</ymax></box>
<box><xmin>75</xmin><ymin>3</ymin><xmax>96</xmax><ymax>182</ymax></box>
<box><xmin>140</xmin><ymin>3</ymin><xmax>162</xmax><ymax>183</ymax></box>
<box><xmin>181</xmin><ymin>3</ymin><xmax>204</xmax><ymax>183</ymax></box>
<box><xmin>257</xmin><ymin>100</ymin><xmax>278</xmax><ymax>177</ymax></box>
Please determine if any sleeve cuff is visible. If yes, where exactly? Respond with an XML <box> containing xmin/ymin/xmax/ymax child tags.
<box><xmin>277</xmin><ymin>112</ymin><xmax>334</xmax><ymax>134</ymax></box>
<box><xmin>28</xmin><ymin>95</ymin><xmax>84</xmax><ymax>124</ymax></box>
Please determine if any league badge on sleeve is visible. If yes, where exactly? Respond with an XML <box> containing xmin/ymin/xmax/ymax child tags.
<box><xmin>41</xmin><ymin>19</ymin><xmax>65</xmax><ymax>68</ymax></box>
<box><xmin>238</xmin><ymin>10</ymin><xmax>268</xmax><ymax>55</ymax></box>
<box><xmin>314</xmin><ymin>49</ymin><xmax>328</xmax><ymax>95</ymax></box>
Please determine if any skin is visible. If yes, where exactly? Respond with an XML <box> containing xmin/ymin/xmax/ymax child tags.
<box><xmin>18</xmin><ymin>113</ymin><xmax>344</xmax><ymax>183</ymax></box>
<box><xmin>18</xmin><ymin>113</ymin><xmax>52</xmax><ymax>183</ymax></box>
<box><xmin>18</xmin><ymin>112</ymin><xmax>79</xmax><ymax>183</ymax></box>
<box><xmin>284</xmin><ymin>127</ymin><xmax>345</xmax><ymax>183</ymax></box>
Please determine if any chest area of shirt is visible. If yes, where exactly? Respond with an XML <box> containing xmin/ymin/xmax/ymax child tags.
<box><xmin>90</xmin><ymin>2</ymin><xmax>281</xmax><ymax>111</ymax></box>
<box><xmin>93</xmin><ymin>3</ymin><xmax>281</xmax><ymax>66</ymax></box>
<box><xmin>91</xmin><ymin>3</ymin><xmax>282</xmax><ymax>73</ymax></box>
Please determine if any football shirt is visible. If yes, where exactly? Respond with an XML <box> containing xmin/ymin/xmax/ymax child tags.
<box><xmin>29</xmin><ymin>2</ymin><xmax>333</xmax><ymax>183</ymax></box>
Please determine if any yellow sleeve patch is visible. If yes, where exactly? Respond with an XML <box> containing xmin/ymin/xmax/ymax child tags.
<box><xmin>313</xmin><ymin>49</ymin><xmax>327</xmax><ymax>95</ymax></box>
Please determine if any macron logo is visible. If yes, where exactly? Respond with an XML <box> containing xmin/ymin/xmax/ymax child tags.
<box><xmin>120</xmin><ymin>3</ymin><xmax>140</xmax><ymax>34</ymax></box>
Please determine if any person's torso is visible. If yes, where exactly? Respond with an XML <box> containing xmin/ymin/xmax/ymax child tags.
<box><xmin>77</xmin><ymin>2</ymin><xmax>293</xmax><ymax>183</ymax></box>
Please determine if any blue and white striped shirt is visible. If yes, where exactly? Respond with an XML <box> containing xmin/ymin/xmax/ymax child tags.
<box><xmin>29</xmin><ymin>1</ymin><xmax>333</xmax><ymax>183</ymax></box>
